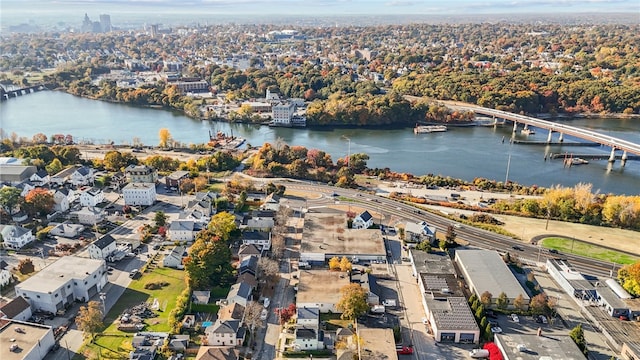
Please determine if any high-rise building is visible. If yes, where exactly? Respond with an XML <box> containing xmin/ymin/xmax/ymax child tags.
<box><xmin>99</xmin><ymin>14</ymin><xmax>111</xmax><ymax>32</ymax></box>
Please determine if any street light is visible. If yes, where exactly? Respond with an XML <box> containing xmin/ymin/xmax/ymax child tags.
<box><xmin>99</xmin><ymin>292</ymin><xmax>107</xmax><ymax>316</ymax></box>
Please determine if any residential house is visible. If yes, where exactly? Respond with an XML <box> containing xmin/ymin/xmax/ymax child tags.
<box><xmin>353</xmin><ymin>210</ymin><xmax>374</xmax><ymax>229</ymax></box>
<box><xmin>217</xmin><ymin>302</ymin><xmax>245</xmax><ymax>322</ymax></box>
<box><xmin>205</xmin><ymin>319</ymin><xmax>245</xmax><ymax>347</ymax></box>
<box><xmin>168</xmin><ymin>334</ymin><xmax>190</xmax><ymax>351</ymax></box>
<box><xmin>79</xmin><ymin>187</ymin><xmax>105</xmax><ymax>207</ymax></box>
<box><xmin>351</xmin><ymin>271</ymin><xmax>380</xmax><ymax>305</ymax></box>
<box><xmin>241</xmin><ymin>231</ymin><xmax>271</xmax><ymax>251</ymax></box>
<box><xmin>122</xmin><ymin>182</ymin><xmax>157</xmax><ymax>206</ymax></box>
<box><xmin>243</xmin><ymin>216</ymin><xmax>274</xmax><ymax>231</ymax></box>
<box><xmin>70</xmin><ymin>166</ymin><xmax>95</xmax><ymax>186</ymax></box>
<box><xmin>165</xmin><ymin>170</ymin><xmax>189</xmax><ymax>188</ymax></box>
<box><xmin>404</xmin><ymin>221</ymin><xmax>437</xmax><ymax>244</ymax></box>
<box><xmin>163</xmin><ymin>246</ymin><xmax>186</xmax><ymax>269</ymax></box>
<box><xmin>30</xmin><ymin>169</ymin><xmax>50</xmax><ymax>186</ymax></box>
<box><xmin>296</xmin><ymin>306</ymin><xmax>320</xmax><ymax>328</ymax></box>
<box><xmin>261</xmin><ymin>192</ymin><xmax>281</xmax><ymax>211</ymax></box>
<box><xmin>131</xmin><ymin>332</ymin><xmax>167</xmax><ymax>360</ymax></box>
<box><xmin>226</xmin><ymin>282</ymin><xmax>252</xmax><ymax>307</ymax></box>
<box><xmin>181</xmin><ymin>192</ymin><xmax>217</xmax><ymax>224</ymax></box>
<box><xmin>294</xmin><ymin>326</ymin><xmax>324</xmax><ymax>351</ymax></box>
<box><xmin>0</xmin><ymin>260</ymin><xmax>13</xmax><ymax>288</ymax></box>
<box><xmin>48</xmin><ymin>222</ymin><xmax>85</xmax><ymax>238</ymax></box>
<box><xmin>125</xmin><ymin>165</ymin><xmax>158</xmax><ymax>183</ymax></box>
<box><xmin>195</xmin><ymin>346</ymin><xmax>239</xmax><ymax>360</ymax></box>
<box><xmin>110</xmin><ymin>172</ymin><xmax>127</xmax><ymax>190</ymax></box>
<box><xmin>15</xmin><ymin>256</ymin><xmax>108</xmax><ymax>313</ymax></box>
<box><xmin>88</xmin><ymin>235</ymin><xmax>117</xmax><ymax>260</ymax></box>
<box><xmin>52</xmin><ymin>188</ymin><xmax>75</xmax><ymax>212</ymax></box>
<box><xmin>192</xmin><ymin>291</ymin><xmax>211</xmax><ymax>305</ymax></box>
<box><xmin>168</xmin><ymin>220</ymin><xmax>202</xmax><ymax>242</ymax></box>
<box><xmin>73</xmin><ymin>207</ymin><xmax>105</xmax><ymax>225</ymax></box>
<box><xmin>0</xmin><ymin>296</ymin><xmax>32</xmax><ymax>321</ymax></box>
<box><xmin>237</xmin><ymin>255</ymin><xmax>259</xmax><ymax>289</ymax></box>
<box><xmin>238</xmin><ymin>244</ymin><xmax>261</xmax><ymax>258</ymax></box>
<box><xmin>15</xmin><ymin>181</ymin><xmax>36</xmax><ymax>197</ymax></box>
<box><xmin>0</xmin><ymin>224</ymin><xmax>35</xmax><ymax>250</ymax></box>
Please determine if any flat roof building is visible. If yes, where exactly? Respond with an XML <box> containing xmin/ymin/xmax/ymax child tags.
<box><xmin>494</xmin><ymin>333</ymin><xmax>586</xmax><ymax>360</ymax></box>
<box><xmin>425</xmin><ymin>296</ymin><xmax>479</xmax><ymax>344</ymax></box>
<box><xmin>455</xmin><ymin>250</ymin><xmax>529</xmax><ymax>310</ymax></box>
<box><xmin>296</xmin><ymin>270</ymin><xmax>350</xmax><ymax>313</ymax></box>
<box><xmin>0</xmin><ymin>164</ymin><xmax>37</xmax><ymax>184</ymax></box>
<box><xmin>358</xmin><ymin>328</ymin><xmax>399</xmax><ymax>360</ymax></box>
<box><xmin>300</xmin><ymin>211</ymin><xmax>385</xmax><ymax>263</ymax></box>
<box><xmin>0</xmin><ymin>319</ymin><xmax>56</xmax><ymax>360</ymax></box>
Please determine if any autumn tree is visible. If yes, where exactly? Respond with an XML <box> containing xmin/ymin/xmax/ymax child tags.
<box><xmin>480</xmin><ymin>291</ymin><xmax>493</xmax><ymax>307</ymax></box>
<box><xmin>45</xmin><ymin>158</ymin><xmax>64</xmax><ymax>175</ymax></box>
<box><xmin>17</xmin><ymin>258</ymin><xmax>35</xmax><ymax>274</ymax></box>
<box><xmin>339</xmin><ymin>257</ymin><xmax>353</xmax><ymax>272</ymax></box>
<box><xmin>76</xmin><ymin>301</ymin><xmax>104</xmax><ymax>341</ymax></box>
<box><xmin>529</xmin><ymin>293</ymin><xmax>549</xmax><ymax>314</ymax></box>
<box><xmin>207</xmin><ymin>211</ymin><xmax>237</xmax><ymax>243</ymax></box>
<box><xmin>496</xmin><ymin>292</ymin><xmax>509</xmax><ymax>310</ymax></box>
<box><xmin>0</xmin><ymin>186</ymin><xmax>22</xmax><ymax>215</ymax></box>
<box><xmin>513</xmin><ymin>294</ymin><xmax>525</xmax><ymax>311</ymax></box>
<box><xmin>158</xmin><ymin>128</ymin><xmax>172</xmax><ymax>148</ymax></box>
<box><xmin>329</xmin><ymin>256</ymin><xmax>341</xmax><ymax>271</ymax></box>
<box><xmin>243</xmin><ymin>301</ymin><xmax>266</xmax><ymax>346</ymax></box>
<box><xmin>257</xmin><ymin>257</ymin><xmax>279</xmax><ymax>283</ymax></box>
<box><xmin>274</xmin><ymin>303</ymin><xmax>297</xmax><ymax>325</ymax></box>
<box><xmin>24</xmin><ymin>188</ymin><xmax>54</xmax><ymax>216</ymax></box>
<box><xmin>183</xmin><ymin>229</ymin><xmax>233</xmax><ymax>288</ymax></box>
<box><xmin>337</xmin><ymin>283</ymin><xmax>369</xmax><ymax>320</ymax></box>
<box><xmin>618</xmin><ymin>262</ymin><xmax>640</xmax><ymax>296</ymax></box>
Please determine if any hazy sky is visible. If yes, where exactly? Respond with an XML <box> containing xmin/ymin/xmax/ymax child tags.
<box><xmin>2</xmin><ymin>0</ymin><xmax>638</xmax><ymax>17</ymax></box>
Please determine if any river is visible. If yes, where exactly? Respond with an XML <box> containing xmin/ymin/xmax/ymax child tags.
<box><xmin>1</xmin><ymin>91</ymin><xmax>639</xmax><ymax>195</ymax></box>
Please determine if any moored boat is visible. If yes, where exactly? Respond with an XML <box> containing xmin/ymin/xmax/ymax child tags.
<box><xmin>521</xmin><ymin>128</ymin><xmax>536</xmax><ymax>135</ymax></box>
<box><xmin>414</xmin><ymin>125</ymin><xmax>448</xmax><ymax>134</ymax></box>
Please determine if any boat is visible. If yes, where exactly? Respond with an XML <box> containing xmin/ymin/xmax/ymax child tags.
<box><xmin>571</xmin><ymin>157</ymin><xmax>589</xmax><ymax>165</ymax></box>
<box><xmin>414</xmin><ymin>125</ymin><xmax>448</xmax><ymax>134</ymax></box>
<box><xmin>521</xmin><ymin>128</ymin><xmax>536</xmax><ymax>135</ymax></box>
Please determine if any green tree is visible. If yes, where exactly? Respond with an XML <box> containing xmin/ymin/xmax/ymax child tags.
<box><xmin>484</xmin><ymin>323</ymin><xmax>493</xmax><ymax>341</ymax></box>
<box><xmin>207</xmin><ymin>211</ymin><xmax>237</xmax><ymax>243</ymax></box>
<box><xmin>45</xmin><ymin>158</ymin><xmax>64</xmax><ymax>175</ymax></box>
<box><xmin>154</xmin><ymin>211</ymin><xmax>167</xmax><ymax>227</ymax></box>
<box><xmin>415</xmin><ymin>241</ymin><xmax>432</xmax><ymax>252</ymax></box>
<box><xmin>336</xmin><ymin>283</ymin><xmax>369</xmax><ymax>320</ymax></box>
<box><xmin>76</xmin><ymin>301</ymin><xmax>104</xmax><ymax>341</ymax></box>
<box><xmin>480</xmin><ymin>316</ymin><xmax>488</xmax><ymax>330</ymax></box>
<box><xmin>183</xmin><ymin>231</ymin><xmax>234</xmax><ymax>289</ymax></box>
<box><xmin>0</xmin><ymin>186</ymin><xmax>22</xmax><ymax>215</ymax></box>
<box><xmin>569</xmin><ymin>324</ymin><xmax>588</xmax><ymax>356</ymax></box>
<box><xmin>468</xmin><ymin>293</ymin><xmax>478</xmax><ymax>306</ymax></box>
<box><xmin>496</xmin><ymin>292</ymin><xmax>509</xmax><ymax>310</ymax></box>
<box><xmin>475</xmin><ymin>304</ymin><xmax>485</xmax><ymax>320</ymax></box>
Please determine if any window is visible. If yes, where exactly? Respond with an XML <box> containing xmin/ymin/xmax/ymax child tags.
<box><xmin>37</xmin><ymin>295</ymin><xmax>40</xmax><ymax>298</ymax></box>
<box><xmin>55</xmin><ymin>294</ymin><xmax>59</xmax><ymax>298</ymax></box>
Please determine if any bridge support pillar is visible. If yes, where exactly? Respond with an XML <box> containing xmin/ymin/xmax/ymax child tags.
<box><xmin>621</xmin><ymin>151</ymin><xmax>628</xmax><ymax>167</ymax></box>
<box><xmin>546</xmin><ymin>129</ymin><xmax>553</xmax><ymax>143</ymax></box>
<box><xmin>608</xmin><ymin>147</ymin><xmax>616</xmax><ymax>163</ymax></box>
<box><xmin>558</xmin><ymin>133</ymin><xmax>564</xmax><ymax>142</ymax></box>
<box><xmin>513</xmin><ymin>121</ymin><xmax>518</xmax><ymax>133</ymax></box>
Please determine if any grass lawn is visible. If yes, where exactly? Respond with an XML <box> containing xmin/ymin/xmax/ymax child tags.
<box><xmin>542</xmin><ymin>237</ymin><xmax>639</xmax><ymax>265</ymax></box>
<box><xmin>80</xmin><ymin>267</ymin><xmax>187</xmax><ymax>359</ymax></box>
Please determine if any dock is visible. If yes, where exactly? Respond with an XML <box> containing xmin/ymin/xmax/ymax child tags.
<box><xmin>512</xmin><ymin>140</ymin><xmax>601</xmax><ymax>146</ymax></box>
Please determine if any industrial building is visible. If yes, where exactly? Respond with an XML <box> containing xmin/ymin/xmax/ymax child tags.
<box><xmin>0</xmin><ymin>319</ymin><xmax>56</xmax><ymax>360</ymax></box>
<box><xmin>494</xmin><ymin>333</ymin><xmax>586</xmax><ymax>360</ymax></box>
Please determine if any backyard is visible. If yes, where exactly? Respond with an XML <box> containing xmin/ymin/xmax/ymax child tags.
<box><xmin>541</xmin><ymin>237</ymin><xmax>639</xmax><ymax>264</ymax></box>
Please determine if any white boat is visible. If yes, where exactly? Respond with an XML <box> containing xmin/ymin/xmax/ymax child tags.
<box><xmin>521</xmin><ymin>128</ymin><xmax>535</xmax><ymax>135</ymax></box>
<box><xmin>414</xmin><ymin>125</ymin><xmax>448</xmax><ymax>134</ymax></box>
<box><xmin>571</xmin><ymin>157</ymin><xmax>589</xmax><ymax>165</ymax></box>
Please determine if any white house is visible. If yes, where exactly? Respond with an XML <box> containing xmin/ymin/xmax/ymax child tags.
<box><xmin>15</xmin><ymin>256</ymin><xmax>108</xmax><ymax>313</ymax></box>
<box><xmin>404</xmin><ymin>221</ymin><xmax>437</xmax><ymax>244</ymax></box>
<box><xmin>79</xmin><ymin>187</ymin><xmax>105</xmax><ymax>207</ymax></box>
<box><xmin>272</xmin><ymin>102</ymin><xmax>296</xmax><ymax>126</ymax></box>
<box><xmin>0</xmin><ymin>225</ymin><xmax>35</xmax><ymax>250</ymax></box>
<box><xmin>0</xmin><ymin>296</ymin><xmax>32</xmax><ymax>321</ymax></box>
<box><xmin>205</xmin><ymin>319</ymin><xmax>245</xmax><ymax>347</ymax></box>
<box><xmin>226</xmin><ymin>282</ymin><xmax>252</xmax><ymax>307</ymax></box>
<box><xmin>88</xmin><ymin>235</ymin><xmax>117</xmax><ymax>260</ymax></box>
<box><xmin>241</xmin><ymin>231</ymin><xmax>271</xmax><ymax>251</ymax></box>
<box><xmin>122</xmin><ymin>182</ymin><xmax>157</xmax><ymax>206</ymax></box>
<box><xmin>70</xmin><ymin>166</ymin><xmax>95</xmax><ymax>186</ymax></box>
<box><xmin>52</xmin><ymin>189</ymin><xmax>70</xmax><ymax>212</ymax></box>
<box><xmin>49</xmin><ymin>222</ymin><xmax>85</xmax><ymax>238</ymax></box>
<box><xmin>16</xmin><ymin>181</ymin><xmax>36</xmax><ymax>197</ymax></box>
<box><xmin>353</xmin><ymin>210</ymin><xmax>374</xmax><ymax>229</ymax></box>
<box><xmin>0</xmin><ymin>260</ymin><xmax>13</xmax><ymax>288</ymax></box>
<box><xmin>261</xmin><ymin>192</ymin><xmax>281</xmax><ymax>211</ymax></box>
<box><xmin>163</xmin><ymin>246</ymin><xmax>186</xmax><ymax>269</ymax></box>
<box><xmin>168</xmin><ymin>220</ymin><xmax>202</xmax><ymax>242</ymax></box>
<box><xmin>294</xmin><ymin>307</ymin><xmax>324</xmax><ymax>351</ymax></box>
<box><xmin>30</xmin><ymin>169</ymin><xmax>50</xmax><ymax>186</ymax></box>
<box><xmin>73</xmin><ymin>207</ymin><xmax>105</xmax><ymax>225</ymax></box>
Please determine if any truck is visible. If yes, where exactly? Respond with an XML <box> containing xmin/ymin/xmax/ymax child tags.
<box><xmin>382</xmin><ymin>299</ymin><xmax>397</xmax><ymax>308</ymax></box>
<box><xmin>298</xmin><ymin>261</ymin><xmax>311</xmax><ymax>270</ymax></box>
<box><xmin>370</xmin><ymin>305</ymin><xmax>385</xmax><ymax>314</ymax></box>
<box><xmin>469</xmin><ymin>349</ymin><xmax>490</xmax><ymax>358</ymax></box>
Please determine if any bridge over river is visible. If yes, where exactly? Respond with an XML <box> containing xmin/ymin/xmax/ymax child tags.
<box><xmin>0</xmin><ymin>83</ymin><xmax>48</xmax><ymax>101</ymax></box>
<box><xmin>448</xmin><ymin>102</ymin><xmax>640</xmax><ymax>168</ymax></box>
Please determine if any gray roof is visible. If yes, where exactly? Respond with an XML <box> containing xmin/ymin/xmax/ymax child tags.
<box><xmin>239</xmin><ymin>255</ymin><xmax>258</xmax><ymax>276</ymax></box>
<box><xmin>167</xmin><ymin>170</ymin><xmax>189</xmax><ymax>180</ymax></box>
<box><xmin>358</xmin><ymin>210</ymin><xmax>372</xmax><ymax>222</ymax></box>
<box><xmin>405</xmin><ymin>221</ymin><xmax>436</xmax><ymax>235</ymax></box>
<box><xmin>210</xmin><ymin>319</ymin><xmax>240</xmax><ymax>334</ymax></box>
<box><xmin>0</xmin><ymin>164</ymin><xmax>36</xmax><ymax>176</ymax></box>
<box><xmin>426</xmin><ymin>297</ymin><xmax>479</xmax><ymax>331</ymax></box>
<box><xmin>297</xmin><ymin>307</ymin><xmax>319</xmax><ymax>321</ymax></box>
<box><xmin>170</xmin><ymin>220</ymin><xmax>195</xmax><ymax>231</ymax></box>
<box><xmin>455</xmin><ymin>249</ymin><xmax>529</xmax><ymax>301</ymax></box>
<box><xmin>0</xmin><ymin>225</ymin><xmax>31</xmax><ymax>239</ymax></box>
<box><xmin>75</xmin><ymin>166</ymin><xmax>92</xmax><ymax>176</ymax></box>
<box><xmin>92</xmin><ymin>234</ymin><xmax>116</xmax><ymax>250</ymax></box>
<box><xmin>238</xmin><ymin>244</ymin><xmax>261</xmax><ymax>257</ymax></box>
<box><xmin>411</xmin><ymin>250</ymin><xmax>456</xmax><ymax>275</ymax></box>
<box><xmin>295</xmin><ymin>327</ymin><xmax>318</xmax><ymax>340</ymax></box>
<box><xmin>34</xmin><ymin>169</ymin><xmax>49</xmax><ymax>178</ymax></box>
<box><xmin>242</xmin><ymin>231</ymin><xmax>270</xmax><ymax>241</ymax></box>
<box><xmin>227</xmin><ymin>282</ymin><xmax>252</xmax><ymax>301</ymax></box>
<box><xmin>494</xmin><ymin>333</ymin><xmax>587</xmax><ymax>360</ymax></box>
<box><xmin>596</xmin><ymin>285</ymin><xmax>628</xmax><ymax>309</ymax></box>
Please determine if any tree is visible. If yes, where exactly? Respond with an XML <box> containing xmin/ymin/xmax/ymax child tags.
<box><xmin>158</xmin><ymin>128</ymin><xmax>172</xmax><ymax>148</ymax></box>
<box><xmin>337</xmin><ymin>283</ymin><xmax>369</xmax><ymax>320</ymax></box>
<box><xmin>618</xmin><ymin>261</ymin><xmax>640</xmax><ymax>296</ymax></box>
<box><xmin>475</xmin><ymin>304</ymin><xmax>485</xmax><ymax>319</ymax></box>
<box><xmin>569</xmin><ymin>324</ymin><xmax>588</xmax><ymax>356</ymax></box>
<box><xmin>243</xmin><ymin>301</ymin><xmax>266</xmax><ymax>346</ymax></box>
<box><xmin>415</xmin><ymin>241</ymin><xmax>432</xmax><ymax>252</ymax></box>
<box><xmin>45</xmin><ymin>158</ymin><xmax>63</xmax><ymax>175</ymax></box>
<box><xmin>76</xmin><ymin>301</ymin><xmax>104</xmax><ymax>341</ymax></box>
<box><xmin>24</xmin><ymin>188</ymin><xmax>54</xmax><ymax>216</ymax></box>
<box><xmin>496</xmin><ymin>292</ymin><xmax>509</xmax><ymax>310</ymax></box>
<box><xmin>530</xmin><ymin>293</ymin><xmax>549</xmax><ymax>314</ymax></box>
<box><xmin>468</xmin><ymin>293</ymin><xmax>478</xmax><ymax>307</ymax></box>
<box><xmin>257</xmin><ymin>257</ymin><xmax>279</xmax><ymax>283</ymax></box>
<box><xmin>328</xmin><ymin>256</ymin><xmax>341</xmax><ymax>271</ymax></box>
<box><xmin>207</xmin><ymin>212</ymin><xmax>237</xmax><ymax>243</ymax></box>
<box><xmin>514</xmin><ymin>294</ymin><xmax>525</xmax><ymax>311</ymax></box>
<box><xmin>339</xmin><ymin>257</ymin><xmax>353</xmax><ymax>272</ymax></box>
<box><xmin>274</xmin><ymin>303</ymin><xmax>297</xmax><ymax>325</ymax></box>
<box><xmin>154</xmin><ymin>211</ymin><xmax>167</xmax><ymax>227</ymax></box>
<box><xmin>480</xmin><ymin>291</ymin><xmax>493</xmax><ymax>307</ymax></box>
<box><xmin>0</xmin><ymin>186</ymin><xmax>21</xmax><ymax>215</ymax></box>
<box><xmin>17</xmin><ymin>258</ymin><xmax>35</xmax><ymax>274</ymax></box>
<box><xmin>444</xmin><ymin>225</ymin><xmax>457</xmax><ymax>246</ymax></box>
<box><xmin>183</xmin><ymin>231</ymin><xmax>233</xmax><ymax>288</ymax></box>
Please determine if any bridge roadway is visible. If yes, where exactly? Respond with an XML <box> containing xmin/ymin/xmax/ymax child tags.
<box><xmin>281</xmin><ymin>181</ymin><xmax>621</xmax><ymax>280</ymax></box>
<box><xmin>0</xmin><ymin>83</ymin><xmax>48</xmax><ymax>100</ymax></box>
<box><xmin>448</xmin><ymin>102</ymin><xmax>640</xmax><ymax>162</ymax></box>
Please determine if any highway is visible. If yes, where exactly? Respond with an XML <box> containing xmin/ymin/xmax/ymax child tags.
<box><xmin>279</xmin><ymin>181</ymin><xmax>620</xmax><ymax>280</ymax></box>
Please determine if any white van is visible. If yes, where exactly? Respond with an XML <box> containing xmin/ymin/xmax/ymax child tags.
<box><xmin>469</xmin><ymin>349</ymin><xmax>490</xmax><ymax>358</ymax></box>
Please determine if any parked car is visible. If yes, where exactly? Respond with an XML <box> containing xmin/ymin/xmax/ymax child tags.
<box><xmin>396</xmin><ymin>346</ymin><xmax>414</xmax><ymax>355</ymax></box>
<box><xmin>549</xmin><ymin>249</ymin><xmax>559</xmax><ymax>254</ymax></box>
<box><xmin>129</xmin><ymin>269</ymin><xmax>140</xmax><ymax>278</ymax></box>
<box><xmin>491</xmin><ymin>327</ymin><xmax>503</xmax><ymax>334</ymax></box>
<box><xmin>469</xmin><ymin>349</ymin><xmax>490</xmax><ymax>358</ymax></box>
<box><xmin>260</xmin><ymin>309</ymin><xmax>268</xmax><ymax>321</ymax></box>
<box><xmin>511</xmin><ymin>314</ymin><xmax>520</xmax><ymax>322</ymax></box>
<box><xmin>263</xmin><ymin>298</ymin><xmax>270</xmax><ymax>308</ymax></box>
<box><xmin>486</xmin><ymin>310</ymin><xmax>497</xmax><ymax>319</ymax></box>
